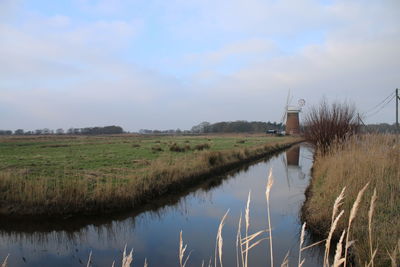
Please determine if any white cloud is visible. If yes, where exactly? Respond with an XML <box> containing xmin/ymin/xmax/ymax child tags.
<box><xmin>158</xmin><ymin>0</ymin><xmax>335</xmax><ymax>39</ymax></box>
<box><xmin>46</xmin><ymin>15</ymin><xmax>71</xmax><ymax>28</ymax></box>
<box><xmin>0</xmin><ymin>14</ymin><xmax>142</xmax><ymax>84</ymax></box>
<box><xmin>185</xmin><ymin>39</ymin><xmax>276</xmax><ymax>67</ymax></box>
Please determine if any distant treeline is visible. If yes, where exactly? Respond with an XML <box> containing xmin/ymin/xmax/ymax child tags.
<box><xmin>191</xmin><ymin>121</ymin><xmax>283</xmax><ymax>133</ymax></box>
<box><xmin>360</xmin><ymin>123</ymin><xmax>398</xmax><ymax>133</ymax></box>
<box><xmin>138</xmin><ymin>129</ymin><xmax>187</xmax><ymax>134</ymax></box>
<box><xmin>1</xmin><ymin>122</ymin><xmax>397</xmax><ymax>136</ymax></box>
<box><xmin>139</xmin><ymin>121</ymin><xmax>283</xmax><ymax>134</ymax></box>
<box><xmin>0</xmin><ymin>125</ymin><xmax>124</xmax><ymax>135</ymax></box>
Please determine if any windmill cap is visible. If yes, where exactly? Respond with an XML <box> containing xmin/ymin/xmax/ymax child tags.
<box><xmin>287</xmin><ymin>106</ymin><xmax>301</xmax><ymax>112</ymax></box>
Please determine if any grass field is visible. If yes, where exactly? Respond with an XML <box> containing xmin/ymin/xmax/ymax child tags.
<box><xmin>0</xmin><ymin>134</ymin><xmax>300</xmax><ymax>216</ymax></box>
<box><xmin>302</xmin><ymin>134</ymin><xmax>399</xmax><ymax>266</ymax></box>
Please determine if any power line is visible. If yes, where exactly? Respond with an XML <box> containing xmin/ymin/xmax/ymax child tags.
<box><xmin>365</xmin><ymin>94</ymin><xmax>395</xmax><ymax>118</ymax></box>
<box><xmin>362</xmin><ymin>91</ymin><xmax>395</xmax><ymax>116</ymax></box>
<box><xmin>363</xmin><ymin>93</ymin><xmax>395</xmax><ymax>119</ymax></box>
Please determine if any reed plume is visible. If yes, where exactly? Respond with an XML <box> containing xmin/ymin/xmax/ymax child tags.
<box><xmin>298</xmin><ymin>222</ymin><xmax>306</xmax><ymax>267</ymax></box>
<box><xmin>179</xmin><ymin>231</ymin><xmax>191</xmax><ymax>267</ymax></box>
<box><xmin>265</xmin><ymin>168</ymin><xmax>274</xmax><ymax>267</ymax></box>
<box><xmin>368</xmin><ymin>188</ymin><xmax>377</xmax><ymax>267</ymax></box>
<box><xmin>344</xmin><ymin>183</ymin><xmax>369</xmax><ymax>267</ymax></box>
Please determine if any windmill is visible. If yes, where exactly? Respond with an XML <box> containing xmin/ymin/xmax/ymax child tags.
<box><xmin>280</xmin><ymin>90</ymin><xmax>305</xmax><ymax>135</ymax></box>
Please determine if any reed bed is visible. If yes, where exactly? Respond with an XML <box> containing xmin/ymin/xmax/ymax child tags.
<box><xmin>302</xmin><ymin>134</ymin><xmax>399</xmax><ymax>266</ymax></box>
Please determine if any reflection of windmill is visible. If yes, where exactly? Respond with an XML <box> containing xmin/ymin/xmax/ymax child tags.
<box><xmin>281</xmin><ymin>90</ymin><xmax>305</xmax><ymax>135</ymax></box>
<box><xmin>282</xmin><ymin>145</ymin><xmax>305</xmax><ymax>189</ymax></box>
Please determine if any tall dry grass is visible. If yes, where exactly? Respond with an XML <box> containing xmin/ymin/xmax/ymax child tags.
<box><xmin>302</xmin><ymin>134</ymin><xmax>399</xmax><ymax>266</ymax></box>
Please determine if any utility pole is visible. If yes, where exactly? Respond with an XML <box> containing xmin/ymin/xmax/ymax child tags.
<box><xmin>396</xmin><ymin>88</ymin><xmax>399</xmax><ymax>135</ymax></box>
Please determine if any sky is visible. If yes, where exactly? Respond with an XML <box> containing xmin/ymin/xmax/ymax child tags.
<box><xmin>1</xmin><ymin>0</ymin><xmax>399</xmax><ymax>132</ymax></box>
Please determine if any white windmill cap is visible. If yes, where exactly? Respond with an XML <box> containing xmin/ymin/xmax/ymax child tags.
<box><xmin>287</xmin><ymin>106</ymin><xmax>301</xmax><ymax>112</ymax></box>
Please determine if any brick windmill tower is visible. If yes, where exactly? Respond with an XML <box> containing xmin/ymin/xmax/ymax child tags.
<box><xmin>281</xmin><ymin>91</ymin><xmax>305</xmax><ymax>135</ymax></box>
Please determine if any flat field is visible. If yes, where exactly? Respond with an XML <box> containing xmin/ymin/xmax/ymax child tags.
<box><xmin>0</xmin><ymin>134</ymin><xmax>299</xmax><ymax>216</ymax></box>
<box><xmin>0</xmin><ymin>134</ymin><xmax>288</xmax><ymax>176</ymax></box>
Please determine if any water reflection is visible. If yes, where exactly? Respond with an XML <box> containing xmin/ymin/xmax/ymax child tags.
<box><xmin>283</xmin><ymin>145</ymin><xmax>306</xmax><ymax>190</ymax></box>
<box><xmin>0</xmin><ymin>145</ymin><xmax>324</xmax><ymax>267</ymax></box>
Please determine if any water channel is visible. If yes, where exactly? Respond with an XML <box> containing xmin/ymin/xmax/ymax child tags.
<box><xmin>0</xmin><ymin>144</ymin><xmax>324</xmax><ymax>267</ymax></box>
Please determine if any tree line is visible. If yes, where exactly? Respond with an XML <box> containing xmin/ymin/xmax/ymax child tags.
<box><xmin>0</xmin><ymin>126</ymin><xmax>124</xmax><ymax>135</ymax></box>
<box><xmin>360</xmin><ymin>123</ymin><xmax>398</xmax><ymax>133</ymax></box>
<box><xmin>191</xmin><ymin>121</ymin><xmax>283</xmax><ymax>133</ymax></box>
<box><xmin>139</xmin><ymin>120</ymin><xmax>283</xmax><ymax>134</ymax></box>
<box><xmin>1</xmin><ymin>121</ymin><xmax>396</xmax><ymax>136</ymax></box>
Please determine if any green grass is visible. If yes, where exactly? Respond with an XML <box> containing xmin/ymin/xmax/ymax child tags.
<box><xmin>0</xmin><ymin>135</ymin><xmax>281</xmax><ymax>174</ymax></box>
<box><xmin>0</xmin><ymin>134</ymin><xmax>299</xmax><ymax>216</ymax></box>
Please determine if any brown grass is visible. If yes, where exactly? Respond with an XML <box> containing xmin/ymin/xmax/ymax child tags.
<box><xmin>169</xmin><ymin>143</ymin><xmax>187</xmax><ymax>152</ymax></box>
<box><xmin>194</xmin><ymin>143</ymin><xmax>210</xmax><ymax>151</ymax></box>
<box><xmin>0</xmin><ymin>138</ymin><xmax>301</xmax><ymax>216</ymax></box>
<box><xmin>302</xmin><ymin>134</ymin><xmax>400</xmax><ymax>266</ymax></box>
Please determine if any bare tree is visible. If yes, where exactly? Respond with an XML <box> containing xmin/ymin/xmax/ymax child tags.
<box><xmin>304</xmin><ymin>99</ymin><xmax>359</xmax><ymax>153</ymax></box>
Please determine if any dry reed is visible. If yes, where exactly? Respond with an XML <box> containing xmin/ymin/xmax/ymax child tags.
<box><xmin>265</xmin><ymin>168</ymin><xmax>274</xmax><ymax>267</ymax></box>
<box><xmin>214</xmin><ymin>210</ymin><xmax>229</xmax><ymax>267</ymax></box>
<box><xmin>280</xmin><ymin>251</ymin><xmax>289</xmax><ymax>267</ymax></box>
<box><xmin>303</xmin><ymin>134</ymin><xmax>399</xmax><ymax>266</ymax></box>
<box><xmin>368</xmin><ymin>188</ymin><xmax>377</xmax><ymax>267</ymax></box>
<box><xmin>122</xmin><ymin>245</ymin><xmax>133</xmax><ymax>267</ymax></box>
<box><xmin>244</xmin><ymin>192</ymin><xmax>251</xmax><ymax>267</ymax></box>
<box><xmin>1</xmin><ymin>255</ymin><xmax>8</xmax><ymax>267</ymax></box>
<box><xmin>332</xmin><ymin>230</ymin><xmax>346</xmax><ymax>267</ymax></box>
<box><xmin>179</xmin><ymin>231</ymin><xmax>191</xmax><ymax>267</ymax></box>
<box><xmin>324</xmin><ymin>210</ymin><xmax>344</xmax><ymax>266</ymax></box>
<box><xmin>298</xmin><ymin>223</ymin><xmax>306</xmax><ymax>267</ymax></box>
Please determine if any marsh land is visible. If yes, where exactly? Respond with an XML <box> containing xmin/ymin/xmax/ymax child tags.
<box><xmin>0</xmin><ymin>134</ymin><xmax>300</xmax><ymax>216</ymax></box>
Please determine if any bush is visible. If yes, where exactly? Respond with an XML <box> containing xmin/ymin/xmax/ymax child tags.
<box><xmin>151</xmin><ymin>145</ymin><xmax>163</xmax><ymax>152</ymax></box>
<box><xmin>194</xmin><ymin>143</ymin><xmax>210</xmax><ymax>151</ymax></box>
<box><xmin>206</xmin><ymin>152</ymin><xmax>224</xmax><ymax>166</ymax></box>
<box><xmin>169</xmin><ymin>143</ymin><xmax>186</xmax><ymax>152</ymax></box>
<box><xmin>304</xmin><ymin>99</ymin><xmax>359</xmax><ymax>153</ymax></box>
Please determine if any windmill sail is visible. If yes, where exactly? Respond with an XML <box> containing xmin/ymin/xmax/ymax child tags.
<box><xmin>281</xmin><ymin>89</ymin><xmax>291</xmax><ymax>125</ymax></box>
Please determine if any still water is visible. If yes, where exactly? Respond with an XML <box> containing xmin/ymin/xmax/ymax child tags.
<box><xmin>0</xmin><ymin>144</ymin><xmax>324</xmax><ymax>267</ymax></box>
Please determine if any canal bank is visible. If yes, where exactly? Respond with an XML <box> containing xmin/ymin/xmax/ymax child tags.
<box><xmin>301</xmin><ymin>135</ymin><xmax>399</xmax><ymax>266</ymax></box>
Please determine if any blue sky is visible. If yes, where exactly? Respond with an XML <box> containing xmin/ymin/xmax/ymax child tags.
<box><xmin>1</xmin><ymin>0</ymin><xmax>399</xmax><ymax>131</ymax></box>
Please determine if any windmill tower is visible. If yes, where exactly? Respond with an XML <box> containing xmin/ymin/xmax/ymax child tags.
<box><xmin>281</xmin><ymin>91</ymin><xmax>305</xmax><ymax>135</ymax></box>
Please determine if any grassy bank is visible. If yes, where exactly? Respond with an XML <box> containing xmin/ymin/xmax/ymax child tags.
<box><xmin>302</xmin><ymin>134</ymin><xmax>399</xmax><ymax>266</ymax></box>
<box><xmin>0</xmin><ymin>134</ymin><xmax>300</xmax><ymax>216</ymax></box>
